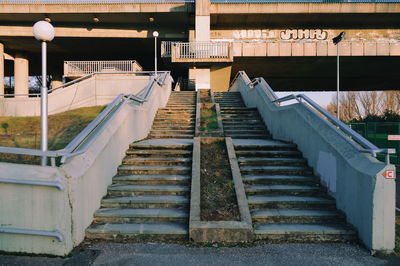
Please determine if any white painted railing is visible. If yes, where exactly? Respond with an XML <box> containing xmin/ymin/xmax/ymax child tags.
<box><xmin>64</xmin><ymin>60</ymin><xmax>142</xmax><ymax>77</ymax></box>
<box><xmin>174</xmin><ymin>42</ymin><xmax>231</xmax><ymax>59</ymax></box>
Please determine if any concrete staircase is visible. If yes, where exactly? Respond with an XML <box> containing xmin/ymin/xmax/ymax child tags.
<box><xmin>149</xmin><ymin>91</ymin><xmax>196</xmax><ymax>139</ymax></box>
<box><xmin>214</xmin><ymin>92</ymin><xmax>270</xmax><ymax>139</ymax></box>
<box><xmin>215</xmin><ymin>92</ymin><xmax>357</xmax><ymax>243</ymax></box>
<box><xmin>86</xmin><ymin>92</ymin><xmax>195</xmax><ymax>241</ymax></box>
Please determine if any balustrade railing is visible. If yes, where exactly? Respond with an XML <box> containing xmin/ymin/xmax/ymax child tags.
<box><xmin>64</xmin><ymin>60</ymin><xmax>142</xmax><ymax>77</ymax></box>
<box><xmin>174</xmin><ymin>42</ymin><xmax>231</xmax><ymax>59</ymax></box>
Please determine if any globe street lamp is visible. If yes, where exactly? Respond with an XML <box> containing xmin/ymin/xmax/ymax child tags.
<box><xmin>332</xmin><ymin>31</ymin><xmax>345</xmax><ymax>120</ymax></box>
<box><xmin>153</xmin><ymin>31</ymin><xmax>159</xmax><ymax>76</ymax></box>
<box><xmin>33</xmin><ymin>21</ymin><xmax>55</xmax><ymax>166</ymax></box>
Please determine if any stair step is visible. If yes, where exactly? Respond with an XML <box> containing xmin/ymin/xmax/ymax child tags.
<box><xmin>246</xmin><ymin>184</ymin><xmax>321</xmax><ymax>196</ymax></box>
<box><xmin>108</xmin><ymin>184</ymin><xmax>189</xmax><ymax>196</ymax></box>
<box><xmin>238</xmin><ymin>158</ymin><xmax>307</xmax><ymax>166</ymax></box>
<box><xmin>129</xmin><ymin>144</ymin><xmax>192</xmax><ymax>150</ymax></box>
<box><xmin>236</xmin><ymin>150</ymin><xmax>302</xmax><ymax>157</ymax></box>
<box><xmin>126</xmin><ymin>150</ymin><xmax>192</xmax><ymax>157</ymax></box>
<box><xmin>93</xmin><ymin>208</ymin><xmax>188</xmax><ymax>223</ymax></box>
<box><xmin>240</xmin><ymin>166</ymin><xmax>313</xmax><ymax>175</ymax></box>
<box><xmin>248</xmin><ymin>195</ymin><xmax>335</xmax><ymax>209</ymax></box>
<box><xmin>242</xmin><ymin>175</ymin><xmax>318</xmax><ymax>185</ymax></box>
<box><xmin>251</xmin><ymin>209</ymin><xmax>343</xmax><ymax>223</ymax></box>
<box><xmin>253</xmin><ymin>223</ymin><xmax>356</xmax><ymax>242</ymax></box>
<box><xmin>149</xmin><ymin>134</ymin><xmax>194</xmax><ymax>139</ymax></box>
<box><xmin>86</xmin><ymin>222</ymin><xmax>187</xmax><ymax>240</ymax></box>
<box><xmin>101</xmin><ymin>195</ymin><xmax>189</xmax><ymax>208</ymax></box>
<box><xmin>118</xmin><ymin>165</ymin><xmax>191</xmax><ymax>175</ymax></box>
<box><xmin>113</xmin><ymin>174</ymin><xmax>191</xmax><ymax>185</ymax></box>
<box><xmin>122</xmin><ymin>157</ymin><xmax>191</xmax><ymax>166</ymax></box>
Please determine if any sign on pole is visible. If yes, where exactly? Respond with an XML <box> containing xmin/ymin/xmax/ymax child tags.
<box><xmin>388</xmin><ymin>135</ymin><xmax>400</xmax><ymax>141</ymax></box>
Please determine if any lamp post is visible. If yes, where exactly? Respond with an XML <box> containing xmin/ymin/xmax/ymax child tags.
<box><xmin>33</xmin><ymin>21</ymin><xmax>55</xmax><ymax>166</ymax></box>
<box><xmin>332</xmin><ymin>31</ymin><xmax>345</xmax><ymax>120</ymax></box>
<box><xmin>153</xmin><ymin>31</ymin><xmax>159</xmax><ymax>76</ymax></box>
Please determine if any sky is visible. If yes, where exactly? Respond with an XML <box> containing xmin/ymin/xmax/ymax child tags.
<box><xmin>275</xmin><ymin>91</ymin><xmax>336</xmax><ymax>108</ymax></box>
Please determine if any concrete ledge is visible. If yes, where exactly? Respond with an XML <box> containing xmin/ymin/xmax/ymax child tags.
<box><xmin>189</xmin><ymin>137</ymin><xmax>253</xmax><ymax>243</ymax></box>
<box><xmin>195</xmin><ymin>91</ymin><xmax>201</xmax><ymax>137</ymax></box>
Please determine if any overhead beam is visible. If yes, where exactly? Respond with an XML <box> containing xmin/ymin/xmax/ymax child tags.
<box><xmin>210</xmin><ymin>3</ymin><xmax>400</xmax><ymax>14</ymax></box>
<box><xmin>0</xmin><ymin>3</ymin><xmax>193</xmax><ymax>13</ymax></box>
<box><xmin>0</xmin><ymin>26</ymin><xmax>186</xmax><ymax>38</ymax></box>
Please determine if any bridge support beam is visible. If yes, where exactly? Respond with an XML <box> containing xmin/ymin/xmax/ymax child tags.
<box><xmin>14</xmin><ymin>52</ymin><xmax>29</xmax><ymax>97</ymax></box>
<box><xmin>195</xmin><ymin>0</ymin><xmax>210</xmax><ymax>42</ymax></box>
<box><xmin>211</xmin><ymin>64</ymin><xmax>232</xmax><ymax>92</ymax></box>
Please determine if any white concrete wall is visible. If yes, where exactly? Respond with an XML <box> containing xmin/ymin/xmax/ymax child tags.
<box><xmin>232</xmin><ymin>41</ymin><xmax>400</xmax><ymax>57</ymax></box>
<box><xmin>230</xmin><ymin>76</ymin><xmax>395</xmax><ymax>252</ymax></box>
<box><xmin>0</xmin><ymin>74</ymin><xmax>150</xmax><ymax>117</ymax></box>
<box><xmin>0</xmin><ymin>75</ymin><xmax>172</xmax><ymax>256</ymax></box>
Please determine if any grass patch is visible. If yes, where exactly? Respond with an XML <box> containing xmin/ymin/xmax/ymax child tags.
<box><xmin>200</xmin><ymin>105</ymin><xmax>218</xmax><ymax>132</ymax></box>
<box><xmin>200</xmin><ymin>139</ymin><xmax>240</xmax><ymax>221</ymax></box>
<box><xmin>0</xmin><ymin>105</ymin><xmax>105</xmax><ymax>164</ymax></box>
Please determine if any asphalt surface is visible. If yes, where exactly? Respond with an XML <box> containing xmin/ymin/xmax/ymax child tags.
<box><xmin>0</xmin><ymin>242</ymin><xmax>399</xmax><ymax>266</ymax></box>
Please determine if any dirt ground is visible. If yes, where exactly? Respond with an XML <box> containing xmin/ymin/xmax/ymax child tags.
<box><xmin>200</xmin><ymin>140</ymin><xmax>240</xmax><ymax>221</ymax></box>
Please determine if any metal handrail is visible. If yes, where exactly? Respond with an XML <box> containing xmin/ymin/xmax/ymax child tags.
<box><xmin>0</xmin><ymin>71</ymin><xmax>159</xmax><ymax>98</ymax></box>
<box><xmin>0</xmin><ymin>72</ymin><xmax>169</xmax><ymax>166</ymax></box>
<box><xmin>233</xmin><ymin>71</ymin><xmax>395</xmax><ymax>163</ymax></box>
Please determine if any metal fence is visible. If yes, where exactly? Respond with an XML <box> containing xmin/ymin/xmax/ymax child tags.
<box><xmin>349</xmin><ymin>122</ymin><xmax>400</xmax><ymax>164</ymax></box>
<box><xmin>174</xmin><ymin>42</ymin><xmax>231</xmax><ymax>59</ymax></box>
<box><xmin>0</xmin><ymin>0</ymin><xmax>193</xmax><ymax>4</ymax></box>
<box><xmin>64</xmin><ymin>60</ymin><xmax>142</xmax><ymax>77</ymax></box>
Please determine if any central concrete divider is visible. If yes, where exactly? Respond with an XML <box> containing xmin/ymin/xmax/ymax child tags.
<box><xmin>189</xmin><ymin>137</ymin><xmax>253</xmax><ymax>242</ymax></box>
<box><xmin>230</xmin><ymin>73</ymin><xmax>396</xmax><ymax>252</ymax></box>
<box><xmin>0</xmin><ymin>74</ymin><xmax>172</xmax><ymax>256</ymax></box>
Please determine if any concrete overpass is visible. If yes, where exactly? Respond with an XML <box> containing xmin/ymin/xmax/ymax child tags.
<box><xmin>0</xmin><ymin>0</ymin><xmax>399</xmax><ymax>94</ymax></box>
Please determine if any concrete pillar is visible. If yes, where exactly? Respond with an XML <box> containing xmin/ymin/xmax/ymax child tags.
<box><xmin>52</xmin><ymin>73</ymin><xmax>63</xmax><ymax>89</ymax></box>
<box><xmin>14</xmin><ymin>52</ymin><xmax>29</xmax><ymax>96</ymax></box>
<box><xmin>195</xmin><ymin>0</ymin><xmax>210</xmax><ymax>42</ymax></box>
<box><xmin>189</xmin><ymin>67</ymin><xmax>210</xmax><ymax>90</ymax></box>
<box><xmin>211</xmin><ymin>64</ymin><xmax>232</xmax><ymax>92</ymax></box>
<box><xmin>0</xmin><ymin>43</ymin><xmax>4</xmax><ymax>96</ymax></box>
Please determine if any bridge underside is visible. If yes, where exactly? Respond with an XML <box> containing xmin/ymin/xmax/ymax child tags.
<box><xmin>231</xmin><ymin>56</ymin><xmax>400</xmax><ymax>91</ymax></box>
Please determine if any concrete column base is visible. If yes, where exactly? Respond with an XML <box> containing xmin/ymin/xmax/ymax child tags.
<box><xmin>189</xmin><ymin>67</ymin><xmax>210</xmax><ymax>91</ymax></box>
<box><xmin>14</xmin><ymin>52</ymin><xmax>29</xmax><ymax>97</ymax></box>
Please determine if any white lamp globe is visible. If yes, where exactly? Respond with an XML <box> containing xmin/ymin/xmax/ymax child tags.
<box><xmin>153</xmin><ymin>31</ymin><xmax>159</xmax><ymax>37</ymax></box>
<box><xmin>33</xmin><ymin>21</ymin><xmax>55</xmax><ymax>42</ymax></box>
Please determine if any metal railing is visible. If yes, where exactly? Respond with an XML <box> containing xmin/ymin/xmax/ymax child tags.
<box><xmin>0</xmin><ymin>70</ymin><xmax>153</xmax><ymax>98</ymax></box>
<box><xmin>0</xmin><ymin>71</ymin><xmax>170</xmax><ymax>166</ymax></box>
<box><xmin>173</xmin><ymin>42</ymin><xmax>231</xmax><ymax>59</ymax></box>
<box><xmin>161</xmin><ymin>41</ymin><xmax>180</xmax><ymax>58</ymax></box>
<box><xmin>64</xmin><ymin>60</ymin><xmax>142</xmax><ymax>77</ymax></box>
<box><xmin>211</xmin><ymin>0</ymin><xmax>400</xmax><ymax>3</ymax></box>
<box><xmin>232</xmin><ymin>71</ymin><xmax>395</xmax><ymax>163</ymax></box>
<box><xmin>0</xmin><ymin>0</ymin><xmax>194</xmax><ymax>4</ymax></box>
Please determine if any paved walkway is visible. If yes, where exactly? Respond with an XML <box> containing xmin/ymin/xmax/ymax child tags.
<box><xmin>0</xmin><ymin>243</ymin><xmax>398</xmax><ymax>266</ymax></box>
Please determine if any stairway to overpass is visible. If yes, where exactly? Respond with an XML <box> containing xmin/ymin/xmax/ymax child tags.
<box><xmin>86</xmin><ymin>90</ymin><xmax>356</xmax><ymax>243</ymax></box>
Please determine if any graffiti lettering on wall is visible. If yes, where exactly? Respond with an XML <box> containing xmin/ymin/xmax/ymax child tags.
<box><xmin>232</xmin><ymin>30</ymin><xmax>276</xmax><ymax>39</ymax></box>
<box><xmin>230</xmin><ymin>29</ymin><xmax>329</xmax><ymax>40</ymax></box>
<box><xmin>280</xmin><ymin>29</ymin><xmax>328</xmax><ymax>40</ymax></box>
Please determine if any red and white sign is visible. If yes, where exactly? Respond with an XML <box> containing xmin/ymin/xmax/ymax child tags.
<box><xmin>388</xmin><ymin>135</ymin><xmax>400</xmax><ymax>141</ymax></box>
<box><xmin>383</xmin><ymin>170</ymin><xmax>395</xmax><ymax>179</ymax></box>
